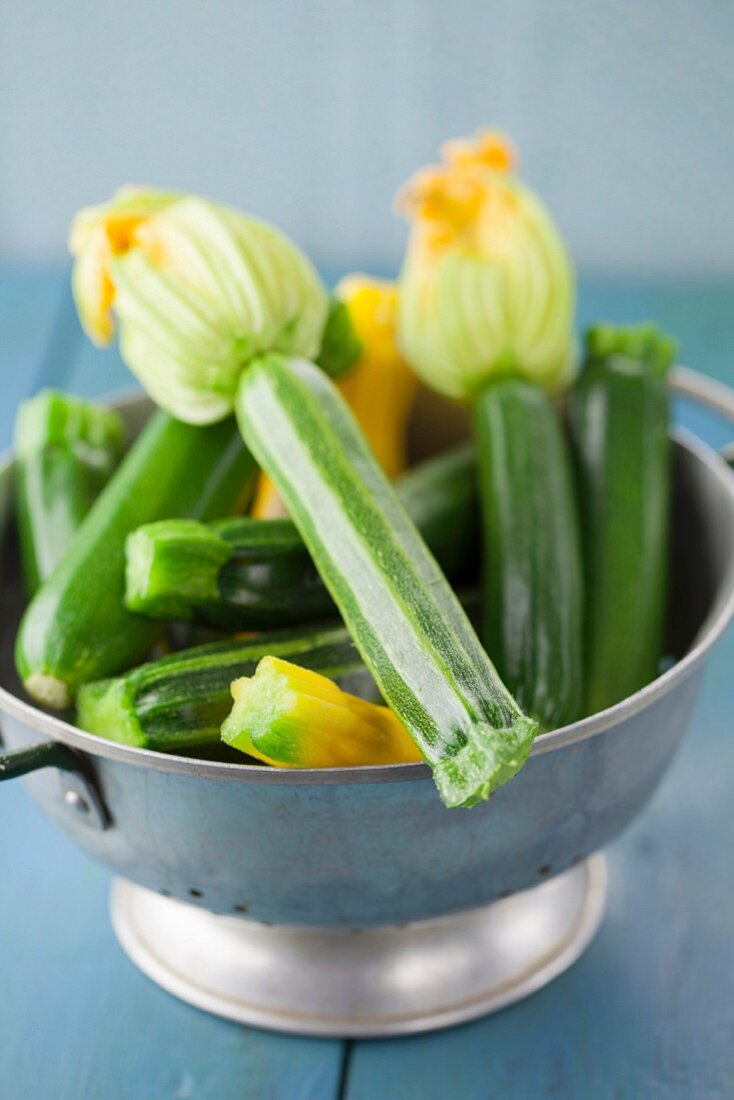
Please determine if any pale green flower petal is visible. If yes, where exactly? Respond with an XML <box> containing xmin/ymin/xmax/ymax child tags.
<box><xmin>397</xmin><ymin>142</ymin><xmax>575</xmax><ymax>399</ymax></box>
<box><xmin>70</xmin><ymin>190</ymin><xmax>328</xmax><ymax>423</ymax></box>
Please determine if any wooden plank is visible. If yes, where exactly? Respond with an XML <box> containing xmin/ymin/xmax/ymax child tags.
<box><xmin>0</xmin><ymin>267</ymin><xmax>346</xmax><ymax>1100</ymax></box>
<box><xmin>0</xmin><ymin>784</ymin><xmax>346</xmax><ymax>1100</ymax></box>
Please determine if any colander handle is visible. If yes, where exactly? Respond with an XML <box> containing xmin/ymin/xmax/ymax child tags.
<box><xmin>0</xmin><ymin>739</ymin><xmax>110</xmax><ymax>830</ymax></box>
<box><xmin>672</xmin><ymin>366</ymin><xmax>734</xmax><ymax>466</ymax></box>
<box><xmin>0</xmin><ymin>738</ymin><xmax>75</xmax><ymax>780</ymax></box>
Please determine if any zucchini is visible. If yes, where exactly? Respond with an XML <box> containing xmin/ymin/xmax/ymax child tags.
<box><xmin>473</xmin><ymin>379</ymin><xmax>584</xmax><ymax>729</ymax></box>
<box><xmin>126</xmin><ymin>517</ymin><xmax>331</xmax><ymax>628</ymax></box>
<box><xmin>76</xmin><ymin>623</ymin><xmax>375</xmax><ymax>751</ymax></box>
<box><xmin>16</xmin><ymin>411</ymin><xmax>256</xmax><ymax>709</ymax></box>
<box><xmin>395</xmin><ymin>442</ymin><xmax>478</xmax><ymax>580</ymax></box>
<box><xmin>236</xmin><ymin>353</ymin><xmax>537</xmax><ymax>808</ymax></box>
<box><xmin>222</xmin><ymin>656</ymin><xmax>422</xmax><ymax>767</ymax></box>
<box><xmin>124</xmin><ymin>442</ymin><xmax>479</xmax><ymax>628</ymax></box>
<box><xmin>568</xmin><ymin>324</ymin><xmax>674</xmax><ymax>715</ymax></box>
<box><xmin>14</xmin><ymin>390</ymin><xmax>125</xmax><ymax>594</ymax></box>
<box><xmin>164</xmin><ymin>582</ymin><xmax>484</xmax><ymax>653</ymax></box>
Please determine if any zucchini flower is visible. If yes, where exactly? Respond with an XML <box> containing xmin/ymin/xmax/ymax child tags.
<box><xmin>396</xmin><ymin>132</ymin><xmax>583</xmax><ymax>734</ymax></box>
<box><xmin>69</xmin><ymin>186</ymin><xmax>328</xmax><ymax>423</ymax></box>
<box><xmin>221</xmin><ymin>656</ymin><xmax>423</xmax><ymax>768</ymax></box>
<box><xmin>396</xmin><ymin>130</ymin><xmax>575</xmax><ymax>399</ymax></box>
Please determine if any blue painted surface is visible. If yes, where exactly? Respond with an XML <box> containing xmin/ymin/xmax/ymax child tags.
<box><xmin>1</xmin><ymin>269</ymin><xmax>733</xmax><ymax>1097</ymax></box>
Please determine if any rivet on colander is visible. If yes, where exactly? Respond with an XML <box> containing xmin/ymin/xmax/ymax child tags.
<box><xmin>64</xmin><ymin>790</ymin><xmax>89</xmax><ymax>814</ymax></box>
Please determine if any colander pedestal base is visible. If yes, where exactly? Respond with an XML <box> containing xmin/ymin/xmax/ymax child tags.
<box><xmin>110</xmin><ymin>854</ymin><xmax>606</xmax><ymax>1037</ymax></box>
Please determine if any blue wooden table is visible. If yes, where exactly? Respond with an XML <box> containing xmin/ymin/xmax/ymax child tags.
<box><xmin>1</xmin><ymin>269</ymin><xmax>733</xmax><ymax>1099</ymax></box>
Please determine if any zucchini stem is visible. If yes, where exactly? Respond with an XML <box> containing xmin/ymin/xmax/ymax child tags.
<box><xmin>125</xmin><ymin>520</ymin><xmax>232</xmax><ymax>620</ymax></box>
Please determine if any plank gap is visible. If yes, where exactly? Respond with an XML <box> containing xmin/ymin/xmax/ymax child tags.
<box><xmin>336</xmin><ymin>1039</ymin><xmax>353</xmax><ymax>1100</ymax></box>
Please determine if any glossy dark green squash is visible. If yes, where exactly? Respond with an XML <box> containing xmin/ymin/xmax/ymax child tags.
<box><xmin>16</xmin><ymin>410</ymin><xmax>256</xmax><ymax>709</ymax></box>
<box><xmin>568</xmin><ymin>324</ymin><xmax>674</xmax><ymax>715</ymax></box>
<box><xmin>76</xmin><ymin>623</ymin><xmax>374</xmax><ymax>752</ymax></box>
<box><xmin>124</xmin><ymin>442</ymin><xmax>479</xmax><ymax>629</ymax></box>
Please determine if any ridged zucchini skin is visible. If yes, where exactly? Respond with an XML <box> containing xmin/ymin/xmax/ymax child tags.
<box><xmin>568</xmin><ymin>325</ymin><xmax>673</xmax><ymax>716</ymax></box>
<box><xmin>14</xmin><ymin>390</ymin><xmax>125</xmax><ymax>594</ymax></box>
<box><xmin>473</xmin><ymin>378</ymin><xmax>584</xmax><ymax>730</ymax></box>
<box><xmin>126</xmin><ymin>517</ymin><xmax>332</xmax><ymax>628</ymax></box>
<box><xmin>124</xmin><ymin>442</ymin><xmax>479</xmax><ymax>628</ymax></box>
<box><xmin>236</xmin><ymin>353</ymin><xmax>537</xmax><ymax>808</ymax></box>
<box><xmin>76</xmin><ymin>624</ymin><xmax>374</xmax><ymax>752</ymax></box>
<box><xmin>394</xmin><ymin>442</ymin><xmax>478</xmax><ymax>581</ymax></box>
<box><xmin>163</xmin><ymin>583</ymin><xmax>483</xmax><ymax>653</ymax></box>
<box><xmin>16</xmin><ymin>411</ymin><xmax>255</xmax><ymax>709</ymax></box>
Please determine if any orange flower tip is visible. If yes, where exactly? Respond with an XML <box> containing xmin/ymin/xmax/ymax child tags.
<box><xmin>441</xmin><ymin>130</ymin><xmax>516</xmax><ymax>174</ymax></box>
<box><xmin>68</xmin><ymin>185</ymin><xmax>146</xmax><ymax>257</ymax></box>
<box><xmin>395</xmin><ymin>130</ymin><xmax>517</xmax><ymax>235</ymax></box>
<box><xmin>395</xmin><ymin>166</ymin><xmax>481</xmax><ymax>227</ymax></box>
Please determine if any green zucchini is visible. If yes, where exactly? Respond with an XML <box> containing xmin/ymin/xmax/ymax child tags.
<box><xmin>76</xmin><ymin>623</ymin><xmax>376</xmax><ymax>752</ymax></box>
<box><xmin>126</xmin><ymin>517</ymin><xmax>332</xmax><ymax>628</ymax></box>
<box><xmin>14</xmin><ymin>390</ymin><xmax>125</xmax><ymax>594</ymax></box>
<box><xmin>394</xmin><ymin>442</ymin><xmax>478</xmax><ymax>580</ymax></box>
<box><xmin>16</xmin><ymin>411</ymin><xmax>256</xmax><ymax>709</ymax></box>
<box><xmin>124</xmin><ymin>442</ymin><xmax>479</xmax><ymax>628</ymax></box>
<box><xmin>473</xmin><ymin>379</ymin><xmax>584</xmax><ymax>729</ymax></box>
<box><xmin>568</xmin><ymin>324</ymin><xmax>674</xmax><ymax>716</ymax></box>
<box><xmin>164</xmin><ymin>582</ymin><xmax>483</xmax><ymax>652</ymax></box>
<box><xmin>236</xmin><ymin>353</ymin><xmax>537</xmax><ymax>808</ymax></box>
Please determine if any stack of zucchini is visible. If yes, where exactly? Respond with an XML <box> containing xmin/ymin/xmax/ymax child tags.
<box><xmin>13</xmin><ymin>322</ymin><xmax>674</xmax><ymax>803</ymax></box>
<box><xmin>12</xmin><ymin>140</ymin><xmax>677</xmax><ymax>810</ymax></box>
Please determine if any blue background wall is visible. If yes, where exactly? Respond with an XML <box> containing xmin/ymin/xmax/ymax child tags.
<box><xmin>1</xmin><ymin>1</ymin><xmax>733</xmax><ymax>276</ymax></box>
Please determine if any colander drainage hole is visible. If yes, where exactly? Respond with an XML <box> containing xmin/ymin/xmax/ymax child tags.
<box><xmin>233</xmin><ymin>904</ymin><xmax>249</xmax><ymax>914</ymax></box>
<box><xmin>189</xmin><ymin>888</ymin><xmax>203</xmax><ymax>899</ymax></box>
